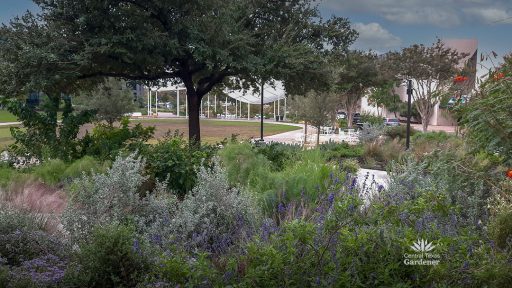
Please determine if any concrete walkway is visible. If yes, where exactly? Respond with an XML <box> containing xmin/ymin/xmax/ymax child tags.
<box><xmin>0</xmin><ymin>122</ymin><xmax>21</xmax><ymax>126</ymax></box>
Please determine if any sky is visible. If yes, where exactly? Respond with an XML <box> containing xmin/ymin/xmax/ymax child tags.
<box><xmin>1</xmin><ymin>0</ymin><xmax>510</xmax><ymax>72</ymax></box>
<box><xmin>318</xmin><ymin>0</ymin><xmax>511</xmax><ymax>73</ymax></box>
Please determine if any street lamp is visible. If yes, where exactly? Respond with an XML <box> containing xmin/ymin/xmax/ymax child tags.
<box><xmin>406</xmin><ymin>79</ymin><xmax>413</xmax><ymax>150</ymax></box>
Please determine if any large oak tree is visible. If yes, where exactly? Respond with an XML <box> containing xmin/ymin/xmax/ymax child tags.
<box><xmin>0</xmin><ymin>0</ymin><xmax>357</xmax><ymax>144</ymax></box>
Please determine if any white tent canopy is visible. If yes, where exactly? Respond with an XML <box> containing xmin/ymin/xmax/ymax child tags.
<box><xmin>148</xmin><ymin>81</ymin><xmax>287</xmax><ymax>105</ymax></box>
<box><xmin>224</xmin><ymin>81</ymin><xmax>287</xmax><ymax>104</ymax></box>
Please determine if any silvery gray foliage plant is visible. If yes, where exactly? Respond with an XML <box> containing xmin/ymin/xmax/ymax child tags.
<box><xmin>168</xmin><ymin>159</ymin><xmax>261</xmax><ymax>253</ymax></box>
<box><xmin>62</xmin><ymin>153</ymin><xmax>151</xmax><ymax>243</ymax></box>
<box><xmin>358</xmin><ymin>123</ymin><xmax>385</xmax><ymax>143</ymax></box>
<box><xmin>384</xmin><ymin>154</ymin><xmax>489</xmax><ymax>226</ymax></box>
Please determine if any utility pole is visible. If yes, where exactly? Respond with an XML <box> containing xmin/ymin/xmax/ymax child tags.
<box><xmin>406</xmin><ymin>79</ymin><xmax>413</xmax><ymax>150</ymax></box>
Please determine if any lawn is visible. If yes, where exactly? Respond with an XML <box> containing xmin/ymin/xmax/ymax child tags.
<box><xmin>78</xmin><ymin>118</ymin><xmax>302</xmax><ymax>143</ymax></box>
<box><xmin>0</xmin><ymin>126</ymin><xmax>16</xmax><ymax>148</ymax></box>
<box><xmin>1</xmin><ymin>119</ymin><xmax>300</xmax><ymax>149</ymax></box>
<box><xmin>0</xmin><ymin>110</ymin><xmax>17</xmax><ymax>123</ymax></box>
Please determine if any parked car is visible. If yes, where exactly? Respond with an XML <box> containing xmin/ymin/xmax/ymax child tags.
<box><xmin>353</xmin><ymin>113</ymin><xmax>361</xmax><ymax>123</ymax></box>
<box><xmin>384</xmin><ymin>118</ymin><xmax>400</xmax><ymax>126</ymax></box>
<box><xmin>336</xmin><ymin>111</ymin><xmax>347</xmax><ymax>120</ymax></box>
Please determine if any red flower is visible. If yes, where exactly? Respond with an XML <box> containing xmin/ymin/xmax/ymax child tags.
<box><xmin>494</xmin><ymin>72</ymin><xmax>505</xmax><ymax>81</ymax></box>
<box><xmin>454</xmin><ymin>75</ymin><xmax>468</xmax><ymax>83</ymax></box>
<box><xmin>507</xmin><ymin>169</ymin><xmax>512</xmax><ymax>179</ymax></box>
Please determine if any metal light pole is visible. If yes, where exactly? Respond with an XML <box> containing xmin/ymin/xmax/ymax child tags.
<box><xmin>406</xmin><ymin>79</ymin><xmax>413</xmax><ymax>150</ymax></box>
<box><xmin>260</xmin><ymin>81</ymin><xmax>264</xmax><ymax>141</ymax></box>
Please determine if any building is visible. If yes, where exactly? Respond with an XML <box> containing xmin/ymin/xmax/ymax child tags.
<box><xmin>361</xmin><ymin>39</ymin><xmax>478</xmax><ymax>126</ymax></box>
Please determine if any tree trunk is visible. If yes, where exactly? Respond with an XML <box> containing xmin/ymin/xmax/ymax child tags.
<box><xmin>186</xmin><ymin>89</ymin><xmax>201</xmax><ymax>145</ymax></box>
<box><xmin>346</xmin><ymin>105</ymin><xmax>354</xmax><ymax>128</ymax></box>
<box><xmin>421</xmin><ymin>116</ymin><xmax>429</xmax><ymax>132</ymax></box>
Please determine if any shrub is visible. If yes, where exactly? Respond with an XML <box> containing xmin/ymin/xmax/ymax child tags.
<box><xmin>385</xmin><ymin>125</ymin><xmax>417</xmax><ymax>140</ymax></box>
<box><xmin>341</xmin><ymin>158</ymin><xmax>360</xmax><ymax>173</ymax></box>
<box><xmin>358</xmin><ymin>123</ymin><xmax>385</xmax><ymax>143</ymax></box>
<box><xmin>143</xmin><ymin>132</ymin><xmax>217</xmax><ymax>198</ymax></box>
<box><xmin>65</xmin><ymin>224</ymin><xmax>150</xmax><ymax>287</ymax></box>
<box><xmin>219</xmin><ymin>142</ymin><xmax>272</xmax><ymax>187</ymax></box>
<box><xmin>0</xmin><ymin>207</ymin><xmax>66</xmax><ymax>266</ymax></box>
<box><xmin>62</xmin><ymin>153</ymin><xmax>149</xmax><ymax>243</ymax></box>
<box><xmin>338</xmin><ymin>119</ymin><xmax>347</xmax><ymax>128</ymax></box>
<box><xmin>169</xmin><ymin>163</ymin><xmax>260</xmax><ymax>253</ymax></box>
<box><xmin>254</xmin><ymin>142</ymin><xmax>302</xmax><ymax>171</ymax></box>
<box><xmin>412</xmin><ymin>131</ymin><xmax>451</xmax><ymax>143</ymax></box>
<box><xmin>82</xmin><ymin>117</ymin><xmax>154</xmax><ymax>161</ymax></box>
<box><xmin>5</xmin><ymin>95</ymin><xmax>96</xmax><ymax>161</ymax></box>
<box><xmin>319</xmin><ymin>141</ymin><xmax>364</xmax><ymax>161</ymax></box>
<box><xmin>0</xmin><ymin>258</ymin><xmax>7</xmax><ymax>287</ymax></box>
<box><xmin>490</xmin><ymin>209</ymin><xmax>512</xmax><ymax>250</ymax></box>
<box><xmin>359</xmin><ymin>112</ymin><xmax>384</xmax><ymax>125</ymax></box>
<box><xmin>363</xmin><ymin>139</ymin><xmax>403</xmax><ymax>169</ymax></box>
<box><xmin>220</xmin><ymin>143</ymin><xmax>341</xmax><ymax>212</ymax></box>
<box><xmin>9</xmin><ymin>254</ymin><xmax>67</xmax><ymax>287</ymax></box>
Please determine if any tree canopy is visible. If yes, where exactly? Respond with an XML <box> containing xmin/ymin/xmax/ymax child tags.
<box><xmin>0</xmin><ymin>0</ymin><xmax>358</xmax><ymax>143</ymax></box>
<box><xmin>333</xmin><ymin>51</ymin><xmax>380</xmax><ymax>127</ymax></box>
<box><xmin>386</xmin><ymin>39</ymin><xmax>466</xmax><ymax>131</ymax></box>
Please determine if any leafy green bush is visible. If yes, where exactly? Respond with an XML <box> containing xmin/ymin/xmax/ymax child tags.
<box><xmin>254</xmin><ymin>142</ymin><xmax>302</xmax><ymax>171</ymax></box>
<box><xmin>412</xmin><ymin>131</ymin><xmax>451</xmax><ymax>143</ymax></box>
<box><xmin>385</xmin><ymin>125</ymin><xmax>417</xmax><ymax>140</ymax></box>
<box><xmin>65</xmin><ymin>224</ymin><xmax>150</xmax><ymax>287</ymax></box>
<box><xmin>459</xmin><ymin>56</ymin><xmax>512</xmax><ymax>165</ymax></box>
<box><xmin>82</xmin><ymin>117</ymin><xmax>154</xmax><ymax>161</ymax></box>
<box><xmin>142</xmin><ymin>132</ymin><xmax>217</xmax><ymax>198</ymax></box>
<box><xmin>5</xmin><ymin>94</ymin><xmax>96</xmax><ymax>161</ymax></box>
<box><xmin>490</xmin><ymin>209</ymin><xmax>512</xmax><ymax>250</ymax></box>
<box><xmin>360</xmin><ymin>112</ymin><xmax>384</xmax><ymax>125</ymax></box>
<box><xmin>338</xmin><ymin>118</ymin><xmax>347</xmax><ymax>128</ymax></box>
<box><xmin>319</xmin><ymin>141</ymin><xmax>364</xmax><ymax>161</ymax></box>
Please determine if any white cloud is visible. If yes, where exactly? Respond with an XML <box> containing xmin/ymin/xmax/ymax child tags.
<box><xmin>321</xmin><ymin>0</ymin><xmax>512</xmax><ymax>26</ymax></box>
<box><xmin>464</xmin><ymin>7</ymin><xmax>512</xmax><ymax>24</ymax></box>
<box><xmin>352</xmin><ymin>22</ymin><xmax>402</xmax><ymax>50</ymax></box>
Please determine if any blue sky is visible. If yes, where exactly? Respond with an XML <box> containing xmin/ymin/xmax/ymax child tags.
<box><xmin>1</xmin><ymin>0</ymin><xmax>510</xmax><ymax>71</ymax></box>
<box><xmin>319</xmin><ymin>0</ymin><xmax>511</xmax><ymax>71</ymax></box>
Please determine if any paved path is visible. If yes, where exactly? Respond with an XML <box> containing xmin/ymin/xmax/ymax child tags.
<box><xmin>357</xmin><ymin>168</ymin><xmax>389</xmax><ymax>202</ymax></box>
<box><xmin>0</xmin><ymin>122</ymin><xmax>21</xmax><ymax>126</ymax></box>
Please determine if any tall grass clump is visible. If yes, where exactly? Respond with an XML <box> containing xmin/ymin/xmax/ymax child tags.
<box><xmin>220</xmin><ymin>143</ymin><xmax>342</xmax><ymax>214</ymax></box>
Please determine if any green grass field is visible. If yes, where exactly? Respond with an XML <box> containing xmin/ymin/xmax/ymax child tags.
<box><xmin>0</xmin><ymin>126</ymin><xmax>16</xmax><ymax>148</ymax></box>
<box><xmin>0</xmin><ymin>118</ymin><xmax>300</xmax><ymax>148</ymax></box>
<box><xmin>0</xmin><ymin>110</ymin><xmax>17</xmax><ymax>123</ymax></box>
